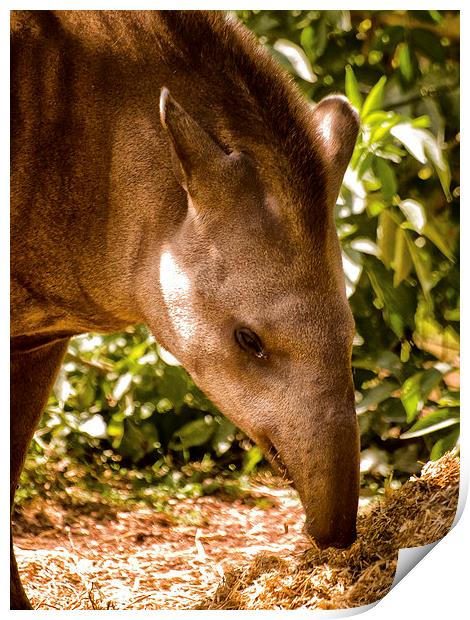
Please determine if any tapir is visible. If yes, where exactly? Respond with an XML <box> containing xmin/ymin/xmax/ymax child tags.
<box><xmin>11</xmin><ymin>10</ymin><xmax>360</xmax><ymax>609</ymax></box>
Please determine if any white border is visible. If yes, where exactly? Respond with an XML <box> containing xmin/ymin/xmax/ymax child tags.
<box><xmin>4</xmin><ymin>3</ymin><xmax>466</xmax><ymax>617</ymax></box>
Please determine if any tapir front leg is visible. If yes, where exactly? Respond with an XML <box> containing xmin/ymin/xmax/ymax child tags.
<box><xmin>10</xmin><ymin>338</ymin><xmax>69</xmax><ymax>610</ymax></box>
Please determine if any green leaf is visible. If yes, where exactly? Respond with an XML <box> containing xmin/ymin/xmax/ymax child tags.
<box><xmin>367</xmin><ymin>199</ymin><xmax>386</xmax><ymax>217</ymax></box>
<box><xmin>369</xmin><ymin>116</ymin><xmax>401</xmax><ymax>144</ymax></box>
<box><xmin>356</xmin><ymin>380</ymin><xmax>397</xmax><ymax>415</ymax></box>
<box><xmin>420</xmin><ymin>368</ymin><xmax>444</xmax><ymax>399</ymax></box>
<box><xmin>401</xmin><ymin>408</ymin><xmax>459</xmax><ymax>439</ymax></box>
<box><xmin>429</xmin><ymin>427</ymin><xmax>460</xmax><ymax>460</ymax></box>
<box><xmin>392</xmin><ymin>228</ymin><xmax>412</xmax><ymax>287</ymax></box>
<box><xmin>411</xmin><ymin>115</ymin><xmax>431</xmax><ymax>129</ymax></box>
<box><xmin>157</xmin><ymin>365</ymin><xmax>192</xmax><ymax>411</ymax></box>
<box><xmin>169</xmin><ymin>418</ymin><xmax>215</xmax><ymax>450</ymax></box>
<box><xmin>345</xmin><ymin>65</ymin><xmax>363</xmax><ymax>111</ymax></box>
<box><xmin>422</xmin><ymin>221</ymin><xmax>455</xmax><ymax>261</ymax></box>
<box><xmin>404</xmin><ymin>234</ymin><xmax>433</xmax><ymax>300</ymax></box>
<box><xmin>352</xmin><ymin>351</ymin><xmax>402</xmax><ymax>377</ymax></box>
<box><xmin>396</xmin><ymin>42</ymin><xmax>413</xmax><ymax>82</ymax></box>
<box><xmin>401</xmin><ymin>368</ymin><xmax>443</xmax><ymax>423</ymax></box>
<box><xmin>300</xmin><ymin>26</ymin><xmax>315</xmax><ymax>58</ymax></box>
<box><xmin>375</xmin><ymin>158</ymin><xmax>397</xmax><ymax>201</ymax></box>
<box><xmin>243</xmin><ymin>445</ymin><xmax>264</xmax><ymax>474</ymax></box>
<box><xmin>107</xmin><ymin>413</ymin><xmax>125</xmax><ymax>447</ymax></box>
<box><xmin>211</xmin><ymin>417</ymin><xmax>236</xmax><ymax>456</ymax></box>
<box><xmin>444</xmin><ymin>308</ymin><xmax>460</xmax><ymax>322</ymax></box>
<box><xmin>365</xmin><ymin>257</ymin><xmax>416</xmax><ymax>338</ymax></box>
<box><xmin>361</xmin><ymin>76</ymin><xmax>387</xmax><ymax>120</ymax></box>
<box><xmin>313</xmin><ymin>16</ymin><xmax>328</xmax><ymax>58</ymax></box>
<box><xmin>118</xmin><ymin>419</ymin><xmax>159</xmax><ymax>461</ymax></box>
<box><xmin>377</xmin><ymin>210</ymin><xmax>397</xmax><ymax>269</ymax></box>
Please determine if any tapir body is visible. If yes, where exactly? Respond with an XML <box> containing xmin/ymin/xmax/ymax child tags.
<box><xmin>11</xmin><ymin>10</ymin><xmax>360</xmax><ymax>609</ymax></box>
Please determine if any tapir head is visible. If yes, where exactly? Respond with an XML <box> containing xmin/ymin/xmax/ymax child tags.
<box><xmin>152</xmin><ymin>86</ymin><xmax>360</xmax><ymax>548</ymax></box>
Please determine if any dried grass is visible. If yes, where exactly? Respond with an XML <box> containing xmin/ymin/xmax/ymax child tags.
<box><xmin>198</xmin><ymin>451</ymin><xmax>460</xmax><ymax>610</ymax></box>
<box><xmin>14</xmin><ymin>451</ymin><xmax>459</xmax><ymax>610</ymax></box>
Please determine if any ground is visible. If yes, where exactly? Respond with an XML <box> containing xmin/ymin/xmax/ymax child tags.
<box><xmin>12</xmin><ymin>452</ymin><xmax>459</xmax><ymax>610</ymax></box>
<box><xmin>13</xmin><ymin>482</ymin><xmax>308</xmax><ymax>610</ymax></box>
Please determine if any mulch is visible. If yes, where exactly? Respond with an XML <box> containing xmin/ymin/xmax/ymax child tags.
<box><xmin>12</xmin><ymin>451</ymin><xmax>459</xmax><ymax>610</ymax></box>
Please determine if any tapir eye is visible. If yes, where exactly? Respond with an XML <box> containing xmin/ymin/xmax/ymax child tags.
<box><xmin>235</xmin><ymin>327</ymin><xmax>266</xmax><ymax>359</ymax></box>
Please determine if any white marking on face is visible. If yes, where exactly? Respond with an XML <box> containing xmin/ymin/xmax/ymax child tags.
<box><xmin>159</xmin><ymin>249</ymin><xmax>196</xmax><ymax>343</ymax></box>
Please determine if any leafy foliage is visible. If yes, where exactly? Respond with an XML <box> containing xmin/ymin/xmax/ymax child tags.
<box><xmin>20</xmin><ymin>10</ymin><xmax>459</xmax><ymax>501</ymax></box>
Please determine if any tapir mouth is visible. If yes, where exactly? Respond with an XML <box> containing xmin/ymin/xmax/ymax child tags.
<box><xmin>261</xmin><ymin>437</ymin><xmax>293</xmax><ymax>485</ymax></box>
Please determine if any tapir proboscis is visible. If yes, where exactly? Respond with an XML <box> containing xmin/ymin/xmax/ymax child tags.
<box><xmin>11</xmin><ymin>10</ymin><xmax>361</xmax><ymax>609</ymax></box>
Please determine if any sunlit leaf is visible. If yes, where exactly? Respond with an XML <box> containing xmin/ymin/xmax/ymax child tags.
<box><xmin>349</xmin><ymin>238</ymin><xmax>379</xmax><ymax>256</ymax></box>
<box><xmin>157</xmin><ymin>344</ymin><xmax>181</xmax><ymax>366</ymax></box>
<box><xmin>243</xmin><ymin>446</ymin><xmax>264</xmax><ymax>474</ymax></box>
<box><xmin>342</xmin><ymin>247</ymin><xmax>363</xmax><ymax>297</ymax></box>
<box><xmin>401</xmin><ymin>408</ymin><xmax>459</xmax><ymax>439</ymax></box>
<box><xmin>53</xmin><ymin>368</ymin><xmax>74</xmax><ymax>408</ymax></box>
<box><xmin>396</xmin><ymin>42</ymin><xmax>413</xmax><ymax>82</ymax></box>
<box><xmin>361</xmin><ymin>76</ymin><xmax>387</xmax><ymax>120</ymax></box>
<box><xmin>340</xmin><ymin>168</ymin><xmax>368</xmax><ymax>216</ymax></box>
<box><xmin>79</xmin><ymin>414</ymin><xmax>107</xmax><ymax>439</ymax></box>
<box><xmin>345</xmin><ymin>65</ymin><xmax>363</xmax><ymax>111</ymax></box>
<box><xmin>390</xmin><ymin>123</ymin><xmax>428</xmax><ymax>163</ymax></box>
<box><xmin>390</xmin><ymin>124</ymin><xmax>452</xmax><ymax>199</ymax></box>
<box><xmin>112</xmin><ymin>372</ymin><xmax>133</xmax><ymax>401</ymax></box>
<box><xmin>273</xmin><ymin>39</ymin><xmax>317</xmax><ymax>82</ymax></box>
<box><xmin>399</xmin><ymin>199</ymin><xmax>426</xmax><ymax>232</ymax></box>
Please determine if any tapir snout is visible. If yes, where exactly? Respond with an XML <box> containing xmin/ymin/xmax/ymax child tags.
<box><xmin>258</xmin><ymin>378</ymin><xmax>360</xmax><ymax>549</ymax></box>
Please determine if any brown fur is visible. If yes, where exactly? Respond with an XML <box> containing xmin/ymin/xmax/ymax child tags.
<box><xmin>11</xmin><ymin>11</ymin><xmax>360</xmax><ymax>609</ymax></box>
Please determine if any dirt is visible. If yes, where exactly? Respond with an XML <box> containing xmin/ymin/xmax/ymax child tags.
<box><xmin>12</xmin><ymin>482</ymin><xmax>309</xmax><ymax>610</ymax></box>
<box><xmin>12</xmin><ymin>452</ymin><xmax>459</xmax><ymax>610</ymax></box>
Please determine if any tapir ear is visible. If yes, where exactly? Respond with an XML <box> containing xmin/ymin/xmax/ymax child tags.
<box><xmin>159</xmin><ymin>87</ymin><xmax>227</xmax><ymax>192</ymax></box>
<box><xmin>311</xmin><ymin>95</ymin><xmax>360</xmax><ymax>203</ymax></box>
